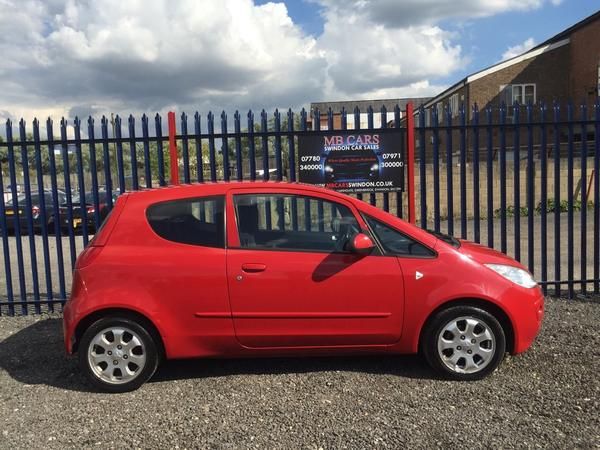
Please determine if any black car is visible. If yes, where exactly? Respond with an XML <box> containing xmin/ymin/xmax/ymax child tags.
<box><xmin>323</xmin><ymin>149</ymin><xmax>381</xmax><ymax>182</ymax></box>
<box><xmin>62</xmin><ymin>191</ymin><xmax>119</xmax><ymax>232</ymax></box>
<box><xmin>1</xmin><ymin>190</ymin><xmax>67</xmax><ymax>234</ymax></box>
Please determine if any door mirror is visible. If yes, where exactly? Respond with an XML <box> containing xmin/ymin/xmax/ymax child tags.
<box><xmin>349</xmin><ymin>233</ymin><xmax>375</xmax><ymax>255</ymax></box>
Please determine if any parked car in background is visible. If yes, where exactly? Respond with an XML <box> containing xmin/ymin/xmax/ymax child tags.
<box><xmin>1</xmin><ymin>190</ymin><xmax>67</xmax><ymax>234</ymax></box>
<box><xmin>63</xmin><ymin>190</ymin><xmax>120</xmax><ymax>232</ymax></box>
<box><xmin>2</xmin><ymin>184</ymin><xmax>25</xmax><ymax>204</ymax></box>
<box><xmin>63</xmin><ymin>181</ymin><xmax>544</xmax><ymax>392</ymax></box>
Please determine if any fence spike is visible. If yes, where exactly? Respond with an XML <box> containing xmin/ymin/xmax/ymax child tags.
<box><xmin>300</xmin><ymin>108</ymin><xmax>307</xmax><ymax>131</ymax></box>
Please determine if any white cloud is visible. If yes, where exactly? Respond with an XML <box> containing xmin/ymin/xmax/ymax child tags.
<box><xmin>0</xmin><ymin>0</ymin><xmax>326</xmax><ymax>121</ymax></box>
<box><xmin>318</xmin><ymin>12</ymin><xmax>464</xmax><ymax>98</ymax></box>
<box><xmin>314</xmin><ymin>0</ymin><xmax>549</xmax><ymax>27</ymax></box>
<box><xmin>502</xmin><ymin>37</ymin><xmax>536</xmax><ymax>60</ymax></box>
<box><xmin>0</xmin><ymin>0</ymin><xmax>558</xmax><ymax>123</ymax></box>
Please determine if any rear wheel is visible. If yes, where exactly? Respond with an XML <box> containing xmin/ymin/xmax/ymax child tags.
<box><xmin>79</xmin><ymin>317</ymin><xmax>159</xmax><ymax>392</ymax></box>
<box><xmin>422</xmin><ymin>305</ymin><xmax>506</xmax><ymax>380</ymax></box>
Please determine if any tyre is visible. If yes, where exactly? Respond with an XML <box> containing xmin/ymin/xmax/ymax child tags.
<box><xmin>78</xmin><ymin>317</ymin><xmax>159</xmax><ymax>393</ymax></box>
<box><xmin>422</xmin><ymin>305</ymin><xmax>506</xmax><ymax>381</ymax></box>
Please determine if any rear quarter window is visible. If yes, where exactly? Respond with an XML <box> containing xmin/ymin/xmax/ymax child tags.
<box><xmin>146</xmin><ymin>196</ymin><xmax>225</xmax><ymax>248</ymax></box>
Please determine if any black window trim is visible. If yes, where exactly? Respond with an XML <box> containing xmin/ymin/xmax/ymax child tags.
<box><xmin>145</xmin><ymin>194</ymin><xmax>227</xmax><ymax>249</ymax></box>
<box><xmin>231</xmin><ymin>192</ymin><xmax>373</xmax><ymax>255</ymax></box>
<box><xmin>362</xmin><ymin>213</ymin><xmax>437</xmax><ymax>259</ymax></box>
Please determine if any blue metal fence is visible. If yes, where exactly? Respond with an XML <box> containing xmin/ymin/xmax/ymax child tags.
<box><xmin>416</xmin><ymin>101</ymin><xmax>600</xmax><ymax>298</ymax></box>
<box><xmin>0</xmin><ymin>101</ymin><xmax>598</xmax><ymax>315</ymax></box>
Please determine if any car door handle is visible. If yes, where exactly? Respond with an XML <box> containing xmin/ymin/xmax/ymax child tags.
<box><xmin>241</xmin><ymin>263</ymin><xmax>267</xmax><ymax>273</ymax></box>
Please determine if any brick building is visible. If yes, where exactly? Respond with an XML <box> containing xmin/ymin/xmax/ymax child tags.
<box><xmin>422</xmin><ymin>10</ymin><xmax>600</xmax><ymax>120</ymax></box>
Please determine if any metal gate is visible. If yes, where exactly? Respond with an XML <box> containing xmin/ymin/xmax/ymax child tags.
<box><xmin>0</xmin><ymin>101</ymin><xmax>598</xmax><ymax>315</ymax></box>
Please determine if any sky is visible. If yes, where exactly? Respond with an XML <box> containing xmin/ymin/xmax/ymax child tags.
<box><xmin>0</xmin><ymin>0</ymin><xmax>598</xmax><ymax>125</ymax></box>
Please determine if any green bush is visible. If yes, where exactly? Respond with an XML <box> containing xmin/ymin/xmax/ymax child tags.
<box><xmin>495</xmin><ymin>198</ymin><xmax>595</xmax><ymax>218</ymax></box>
<box><xmin>494</xmin><ymin>205</ymin><xmax>529</xmax><ymax>218</ymax></box>
<box><xmin>536</xmin><ymin>198</ymin><xmax>594</xmax><ymax>213</ymax></box>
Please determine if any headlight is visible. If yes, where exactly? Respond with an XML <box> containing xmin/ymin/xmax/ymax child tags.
<box><xmin>325</xmin><ymin>165</ymin><xmax>334</xmax><ymax>173</ymax></box>
<box><xmin>370</xmin><ymin>163</ymin><xmax>379</xmax><ymax>171</ymax></box>
<box><xmin>484</xmin><ymin>264</ymin><xmax>537</xmax><ymax>288</ymax></box>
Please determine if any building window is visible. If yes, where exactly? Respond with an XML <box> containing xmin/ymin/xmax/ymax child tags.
<box><xmin>436</xmin><ymin>102</ymin><xmax>444</xmax><ymax>121</ymax></box>
<box><xmin>500</xmin><ymin>83</ymin><xmax>536</xmax><ymax>106</ymax></box>
<box><xmin>597</xmin><ymin>62</ymin><xmax>600</xmax><ymax>96</ymax></box>
<box><xmin>449</xmin><ymin>94</ymin><xmax>459</xmax><ymax>117</ymax></box>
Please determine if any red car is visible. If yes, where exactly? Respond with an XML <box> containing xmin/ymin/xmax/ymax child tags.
<box><xmin>63</xmin><ymin>182</ymin><xmax>544</xmax><ymax>392</ymax></box>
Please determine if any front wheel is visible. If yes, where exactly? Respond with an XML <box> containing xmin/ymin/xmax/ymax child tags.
<box><xmin>79</xmin><ymin>317</ymin><xmax>159</xmax><ymax>392</ymax></box>
<box><xmin>422</xmin><ymin>306</ymin><xmax>506</xmax><ymax>380</ymax></box>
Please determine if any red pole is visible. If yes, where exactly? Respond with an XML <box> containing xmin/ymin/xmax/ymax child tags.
<box><xmin>586</xmin><ymin>169</ymin><xmax>595</xmax><ymax>201</ymax></box>
<box><xmin>167</xmin><ymin>111</ymin><xmax>179</xmax><ymax>185</ymax></box>
<box><xmin>406</xmin><ymin>102</ymin><xmax>416</xmax><ymax>224</ymax></box>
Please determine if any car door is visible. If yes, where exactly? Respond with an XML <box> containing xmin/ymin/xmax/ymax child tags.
<box><xmin>225</xmin><ymin>188</ymin><xmax>405</xmax><ymax>348</ymax></box>
<box><xmin>362</xmin><ymin>214</ymin><xmax>441</xmax><ymax>320</ymax></box>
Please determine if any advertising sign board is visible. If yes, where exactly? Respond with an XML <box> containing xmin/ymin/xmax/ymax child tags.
<box><xmin>298</xmin><ymin>132</ymin><xmax>404</xmax><ymax>193</ymax></box>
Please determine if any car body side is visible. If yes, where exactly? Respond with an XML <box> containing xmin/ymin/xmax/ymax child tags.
<box><xmin>63</xmin><ymin>182</ymin><xmax>544</xmax><ymax>361</ymax></box>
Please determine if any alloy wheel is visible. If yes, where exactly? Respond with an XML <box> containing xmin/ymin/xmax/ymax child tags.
<box><xmin>436</xmin><ymin>316</ymin><xmax>496</xmax><ymax>374</ymax></box>
<box><xmin>87</xmin><ymin>327</ymin><xmax>147</xmax><ymax>385</ymax></box>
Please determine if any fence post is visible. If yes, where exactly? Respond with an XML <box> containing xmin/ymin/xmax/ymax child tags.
<box><xmin>168</xmin><ymin>111</ymin><xmax>179</xmax><ymax>185</ymax></box>
<box><xmin>406</xmin><ymin>102</ymin><xmax>416</xmax><ymax>224</ymax></box>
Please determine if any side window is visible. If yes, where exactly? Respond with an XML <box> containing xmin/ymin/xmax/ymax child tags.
<box><xmin>147</xmin><ymin>196</ymin><xmax>225</xmax><ymax>248</ymax></box>
<box><xmin>234</xmin><ymin>194</ymin><xmax>360</xmax><ymax>252</ymax></box>
<box><xmin>365</xmin><ymin>215</ymin><xmax>434</xmax><ymax>257</ymax></box>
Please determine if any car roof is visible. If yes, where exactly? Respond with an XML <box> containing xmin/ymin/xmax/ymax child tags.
<box><xmin>123</xmin><ymin>181</ymin><xmax>351</xmax><ymax>202</ymax></box>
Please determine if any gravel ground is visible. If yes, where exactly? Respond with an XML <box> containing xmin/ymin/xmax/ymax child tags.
<box><xmin>0</xmin><ymin>297</ymin><xmax>599</xmax><ymax>449</ymax></box>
